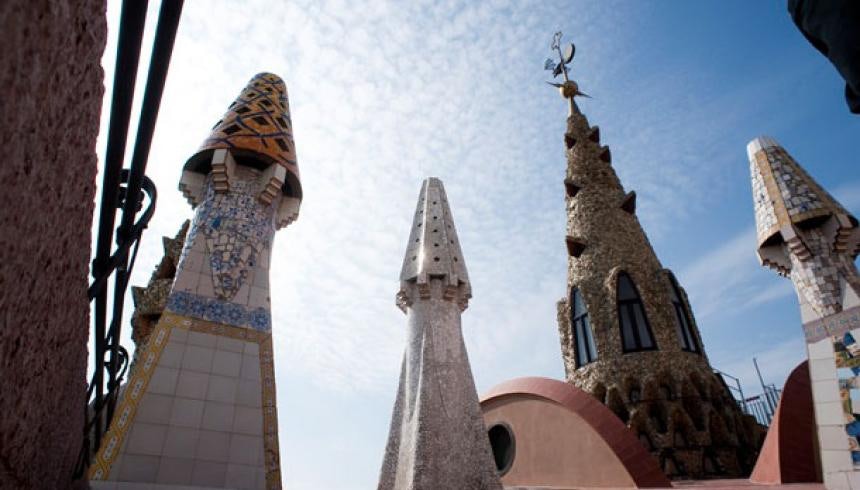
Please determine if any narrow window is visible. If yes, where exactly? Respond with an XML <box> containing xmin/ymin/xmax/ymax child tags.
<box><xmin>668</xmin><ymin>273</ymin><xmax>700</xmax><ymax>353</ymax></box>
<box><xmin>617</xmin><ymin>273</ymin><xmax>657</xmax><ymax>352</ymax></box>
<box><xmin>571</xmin><ymin>287</ymin><xmax>597</xmax><ymax>367</ymax></box>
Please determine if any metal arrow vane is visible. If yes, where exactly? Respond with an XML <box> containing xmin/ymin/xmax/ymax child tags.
<box><xmin>544</xmin><ymin>31</ymin><xmax>590</xmax><ymax>98</ymax></box>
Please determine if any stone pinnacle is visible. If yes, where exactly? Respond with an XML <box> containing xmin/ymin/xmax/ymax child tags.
<box><xmin>397</xmin><ymin>177</ymin><xmax>471</xmax><ymax>311</ymax></box>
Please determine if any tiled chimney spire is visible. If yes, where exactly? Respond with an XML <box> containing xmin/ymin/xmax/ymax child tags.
<box><xmin>747</xmin><ymin>136</ymin><xmax>860</xmax><ymax>488</ymax></box>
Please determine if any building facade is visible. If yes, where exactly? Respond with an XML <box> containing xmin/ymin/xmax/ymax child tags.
<box><xmin>554</xmin><ymin>84</ymin><xmax>761</xmax><ymax>479</ymax></box>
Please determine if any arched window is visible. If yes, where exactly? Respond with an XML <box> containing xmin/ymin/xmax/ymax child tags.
<box><xmin>617</xmin><ymin>273</ymin><xmax>657</xmax><ymax>352</ymax></box>
<box><xmin>668</xmin><ymin>274</ymin><xmax>700</xmax><ymax>353</ymax></box>
<box><xmin>571</xmin><ymin>287</ymin><xmax>597</xmax><ymax>367</ymax></box>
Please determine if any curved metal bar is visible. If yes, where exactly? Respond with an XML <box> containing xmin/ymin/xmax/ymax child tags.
<box><xmin>79</xmin><ymin>0</ymin><xmax>183</xmax><ymax>478</ymax></box>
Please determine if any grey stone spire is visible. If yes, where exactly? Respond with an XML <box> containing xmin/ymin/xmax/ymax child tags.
<box><xmin>379</xmin><ymin>178</ymin><xmax>502</xmax><ymax>490</ymax></box>
<box><xmin>397</xmin><ymin>177</ymin><xmax>471</xmax><ymax>312</ymax></box>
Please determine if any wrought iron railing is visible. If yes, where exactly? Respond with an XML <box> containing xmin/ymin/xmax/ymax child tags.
<box><xmin>75</xmin><ymin>0</ymin><xmax>183</xmax><ymax>478</ymax></box>
<box><xmin>714</xmin><ymin>366</ymin><xmax>782</xmax><ymax>427</ymax></box>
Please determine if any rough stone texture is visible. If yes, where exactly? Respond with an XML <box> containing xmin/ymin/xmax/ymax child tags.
<box><xmin>0</xmin><ymin>1</ymin><xmax>106</xmax><ymax>488</ymax></box>
<box><xmin>556</xmin><ymin>99</ymin><xmax>762</xmax><ymax>479</ymax></box>
<box><xmin>379</xmin><ymin>178</ymin><xmax>502</xmax><ymax>490</ymax></box>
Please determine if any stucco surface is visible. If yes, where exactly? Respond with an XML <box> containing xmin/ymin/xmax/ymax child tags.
<box><xmin>0</xmin><ymin>1</ymin><xmax>106</xmax><ymax>487</ymax></box>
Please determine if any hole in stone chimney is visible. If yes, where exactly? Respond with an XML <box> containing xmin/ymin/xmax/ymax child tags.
<box><xmin>235</xmin><ymin>106</ymin><xmax>251</xmax><ymax>114</ymax></box>
<box><xmin>253</xmin><ymin>116</ymin><xmax>269</xmax><ymax>126</ymax></box>
<box><xmin>565</xmin><ymin>134</ymin><xmax>577</xmax><ymax>149</ymax></box>
<box><xmin>434</xmin><ymin>257</ymin><xmax>440</xmax><ymax>262</ymax></box>
<box><xmin>564</xmin><ymin>179</ymin><xmax>580</xmax><ymax>198</ymax></box>
<box><xmin>588</xmin><ymin>126</ymin><xmax>600</xmax><ymax>143</ymax></box>
<box><xmin>566</xmin><ymin>237</ymin><xmax>586</xmax><ymax>258</ymax></box>
<box><xmin>223</xmin><ymin>124</ymin><xmax>241</xmax><ymax>135</ymax></box>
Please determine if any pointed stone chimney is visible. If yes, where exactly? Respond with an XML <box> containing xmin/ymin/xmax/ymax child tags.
<box><xmin>378</xmin><ymin>178</ymin><xmax>501</xmax><ymax>490</ymax></box>
<box><xmin>554</xmin><ymin>76</ymin><xmax>763</xmax><ymax>477</ymax></box>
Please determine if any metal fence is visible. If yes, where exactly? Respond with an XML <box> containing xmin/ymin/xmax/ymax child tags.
<box><xmin>714</xmin><ymin>359</ymin><xmax>783</xmax><ymax>427</ymax></box>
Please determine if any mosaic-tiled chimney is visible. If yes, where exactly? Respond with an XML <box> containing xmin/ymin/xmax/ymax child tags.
<box><xmin>554</xmin><ymin>81</ymin><xmax>762</xmax><ymax>478</ymax></box>
<box><xmin>89</xmin><ymin>73</ymin><xmax>301</xmax><ymax>489</ymax></box>
<box><xmin>748</xmin><ymin>136</ymin><xmax>860</xmax><ymax>488</ymax></box>
<box><xmin>377</xmin><ymin>178</ymin><xmax>502</xmax><ymax>490</ymax></box>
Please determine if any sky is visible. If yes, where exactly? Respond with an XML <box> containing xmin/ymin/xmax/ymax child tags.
<box><xmin>92</xmin><ymin>1</ymin><xmax>859</xmax><ymax>488</ymax></box>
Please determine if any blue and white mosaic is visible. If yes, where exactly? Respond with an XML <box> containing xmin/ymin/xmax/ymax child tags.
<box><xmin>166</xmin><ymin>290</ymin><xmax>271</xmax><ymax>332</ymax></box>
<box><xmin>182</xmin><ymin>166</ymin><xmax>276</xmax><ymax>301</ymax></box>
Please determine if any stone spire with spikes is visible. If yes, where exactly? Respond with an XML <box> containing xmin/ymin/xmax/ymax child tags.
<box><xmin>378</xmin><ymin>178</ymin><xmax>502</xmax><ymax>490</ymax></box>
<box><xmin>554</xmin><ymin>75</ymin><xmax>762</xmax><ymax>477</ymax></box>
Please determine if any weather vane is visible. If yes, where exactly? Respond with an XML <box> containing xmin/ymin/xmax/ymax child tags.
<box><xmin>544</xmin><ymin>31</ymin><xmax>589</xmax><ymax>113</ymax></box>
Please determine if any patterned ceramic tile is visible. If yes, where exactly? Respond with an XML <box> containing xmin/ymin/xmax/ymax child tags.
<box><xmin>166</xmin><ymin>290</ymin><xmax>271</xmax><ymax>332</ymax></box>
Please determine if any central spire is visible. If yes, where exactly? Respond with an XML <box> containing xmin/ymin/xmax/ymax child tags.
<box><xmin>379</xmin><ymin>177</ymin><xmax>501</xmax><ymax>490</ymax></box>
<box><xmin>397</xmin><ymin>177</ymin><xmax>471</xmax><ymax>311</ymax></box>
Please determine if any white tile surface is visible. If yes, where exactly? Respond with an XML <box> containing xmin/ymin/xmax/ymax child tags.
<box><xmin>818</xmin><ymin>401</ymin><xmax>847</xmax><ymax>425</ymax></box>
<box><xmin>813</xmin><ymin>378</ymin><xmax>842</xmax><ymax>403</ymax></box>
<box><xmin>233</xmin><ymin>406</ymin><xmax>263</xmax><ymax>436</ymax></box>
<box><xmin>175</xmin><ymin>370</ymin><xmax>210</xmax><ymax>400</ymax></box>
<box><xmin>248</xmin><ymin>287</ymin><xmax>269</xmax><ymax>308</ymax></box>
<box><xmin>155</xmin><ymin>456</ymin><xmax>194</xmax><ymax>484</ymax></box>
<box><xmin>255</xmin><ymin>466</ymin><xmax>267</xmax><ymax>490</ymax></box>
<box><xmin>158</xmin><ymin>340</ymin><xmax>184</xmax><ymax>369</ymax></box>
<box><xmin>118</xmin><ymin>454</ymin><xmax>160</xmax><ymax>482</ymax></box>
<box><xmin>191</xmin><ymin>460</ymin><xmax>227</xmax><ymax>487</ymax></box>
<box><xmin>169</xmin><ymin>398</ymin><xmax>205</xmax><ymax>428</ymax></box>
<box><xmin>244</xmin><ymin>342</ymin><xmax>259</xmax><ymax>356</ymax></box>
<box><xmin>170</xmin><ymin>327</ymin><xmax>189</xmax><ymax>343</ymax></box>
<box><xmin>809</xmin><ymin>337</ymin><xmax>835</xmax><ymax>360</ymax></box>
<box><xmin>820</xmin><ymin>425</ymin><xmax>852</xmax><ymax>450</ymax></box>
<box><xmin>181</xmin><ymin>345</ymin><xmax>215</xmax><ymax>373</ymax></box>
<box><xmin>212</xmin><ymin>350</ymin><xmax>242</xmax><ymax>377</ymax></box>
<box><xmin>196</xmin><ymin>430</ymin><xmax>230</xmax><ymax>462</ymax></box>
<box><xmin>187</xmin><ymin>331</ymin><xmax>217</xmax><ymax>348</ymax></box>
<box><xmin>127</xmin><ymin>423</ymin><xmax>167</xmax><ymax>456</ymax></box>
<box><xmin>240</xmin><ymin>355</ymin><xmax>260</xmax><ymax>381</ymax></box>
<box><xmin>162</xmin><ymin>426</ymin><xmax>200</xmax><ymax>458</ymax></box>
<box><xmin>197</xmin><ymin>275</ymin><xmax>215</xmax><ymax>298</ymax></box>
<box><xmin>229</xmin><ymin>434</ymin><xmax>263</xmax><ymax>466</ymax></box>
<box><xmin>225</xmin><ymin>463</ymin><xmax>260</xmax><ymax>490</ymax></box>
<box><xmin>810</xmin><ymin>357</ymin><xmax>838</xmax><ymax>381</ymax></box>
<box><xmin>821</xmin><ymin>449</ymin><xmax>854</xmax><ymax>473</ymax></box>
<box><xmin>201</xmin><ymin>401</ymin><xmax>236</xmax><ymax>432</ymax></box>
<box><xmin>217</xmin><ymin>336</ymin><xmax>246</xmax><ymax>353</ymax></box>
<box><xmin>826</xmin><ymin>470</ymin><xmax>852</xmax><ymax>490</ymax></box>
<box><xmin>136</xmin><ymin>393</ymin><xmax>174</xmax><ymax>425</ymax></box>
<box><xmin>236</xmin><ymin>380</ymin><xmax>262</xmax><ymax>408</ymax></box>
<box><xmin>846</xmin><ymin>470</ymin><xmax>860</xmax><ymax>490</ymax></box>
<box><xmin>148</xmin><ymin>366</ymin><xmax>179</xmax><ymax>396</ymax></box>
<box><xmin>207</xmin><ymin>375</ymin><xmax>238</xmax><ymax>403</ymax></box>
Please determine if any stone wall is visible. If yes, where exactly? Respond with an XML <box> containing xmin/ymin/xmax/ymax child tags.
<box><xmin>0</xmin><ymin>1</ymin><xmax>106</xmax><ymax>487</ymax></box>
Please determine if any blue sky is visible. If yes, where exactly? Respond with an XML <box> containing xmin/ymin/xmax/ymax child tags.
<box><xmin>95</xmin><ymin>1</ymin><xmax>859</xmax><ymax>488</ymax></box>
